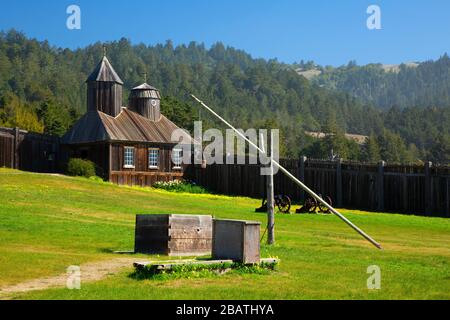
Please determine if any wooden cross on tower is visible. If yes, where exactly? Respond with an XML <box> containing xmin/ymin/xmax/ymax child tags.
<box><xmin>143</xmin><ymin>71</ymin><xmax>148</xmax><ymax>83</ymax></box>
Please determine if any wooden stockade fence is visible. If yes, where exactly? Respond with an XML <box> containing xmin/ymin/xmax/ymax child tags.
<box><xmin>185</xmin><ymin>157</ymin><xmax>450</xmax><ymax>218</ymax></box>
<box><xmin>0</xmin><ymin>127</ymin><xmax>60</xmax><ymax>173</ymax></box>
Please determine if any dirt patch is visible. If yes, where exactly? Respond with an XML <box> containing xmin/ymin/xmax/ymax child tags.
<box><xmin>0</xmin><ymin>257</ymin><xmax>136</xmax><ymax>299</ymax></box>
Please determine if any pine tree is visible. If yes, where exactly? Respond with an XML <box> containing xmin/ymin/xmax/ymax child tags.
<box><xmin>364</xmin><ymin>133</ymin><xmax>381</xmax><ymax>162</ymax></box>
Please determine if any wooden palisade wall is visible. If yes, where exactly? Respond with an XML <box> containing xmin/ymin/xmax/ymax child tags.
<box><xmin>0</xmin><ymin>127</ymin><xmax>60</xmax><ymax>173</ymax></box>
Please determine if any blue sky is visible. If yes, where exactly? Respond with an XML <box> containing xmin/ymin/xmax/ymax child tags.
<box><xmin>1</xmin><ymin>0</ymin><xmax>449</xmax><ymax>66</ymax></box>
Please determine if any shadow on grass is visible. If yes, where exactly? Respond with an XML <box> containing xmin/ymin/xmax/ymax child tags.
<box><xmin>97</xmin><ymin>248</ymin><xmax>115</xmax><ymax>254</ymax></box>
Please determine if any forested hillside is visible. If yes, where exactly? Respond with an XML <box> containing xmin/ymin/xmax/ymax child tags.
<box><xmin>307</xmin><ymin>55</ymin><xmax>450</xmax><ymax>110</ymax></box>
<box><xmin>294</xmin><ymin>56</ymin><xmax>450</xmax><ymax>163</ymax></box>
<box><xmin>0</xmin><ymin>30</ymin><xmax>449</xmax><ymax>163</ymax></box>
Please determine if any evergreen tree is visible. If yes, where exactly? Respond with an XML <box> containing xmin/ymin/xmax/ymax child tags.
<box><xmin>429</xmin><ymin>134</ymin><xmax>450</xmax><ymax>164</ymax></box>
<box><xmin>363</xmin><ymin>133</ymin><xmax>381</xmax><ymax>162</ymax></box>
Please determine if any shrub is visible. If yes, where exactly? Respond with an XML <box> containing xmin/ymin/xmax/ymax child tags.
<box><xmin>152</xmin><ymin>180</ymin><xmax>208</xmax><ymax>194</ymax></box>
<box><xmin>67</xmin><ymin>158</ymin><xmax>96</xmax><ymax>178</ymax></box>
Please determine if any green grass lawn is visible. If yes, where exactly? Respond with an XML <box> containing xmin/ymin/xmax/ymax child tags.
<box><xmin>0</xmin><ymin>168</ymin><xmax>449</xmax><ymax>300</ymax></box>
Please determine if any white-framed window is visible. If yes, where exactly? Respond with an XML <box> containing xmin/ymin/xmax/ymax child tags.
<box><xmin>172</xmin><ymin>148</ymin><xmax>183</xmax><ymax>169</ymax></box>
<box><xmin>148</xmin><ymin>148</ymin><xmax>159</xmax><ymax>169</ymax></box>
<box><xmin>124</xmin><ymin>146</ymin><xmax>135</xmax><ymax>168</ymax></box>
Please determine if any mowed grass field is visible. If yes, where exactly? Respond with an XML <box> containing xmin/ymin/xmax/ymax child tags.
<box><xmin>0</xmin><ymin>168</ymin><xmax>449</xmax><ymax>300</ymax></box>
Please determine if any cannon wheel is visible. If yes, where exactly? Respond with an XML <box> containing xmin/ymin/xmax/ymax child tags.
<box><xmin>277</xmin><ymin>195</ymin><xmax>291</xmax><ymax>213</ymax></box>
<box><xmin>261</xmin><ymin>198</ymin><xmax>267</xmax><ymax>207</ymax></box>
<box><xmin>304</xmin><ymin>197</ymin><xmax>318</xmax><ymax>213</ymax></box>
<box><xmin>318</xmin><ymin>196</ymin><xmax>333</xmax><ymax>214</ymax></box>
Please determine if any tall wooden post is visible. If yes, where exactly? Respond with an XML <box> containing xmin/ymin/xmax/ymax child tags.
<box><xmin>446</xmin><ymin>178</ymin><xmax>450</xmax><ymax>217</ymax></box>
<box><xmin>13</xmin><ymin>127</ymin><xmax>20</xmax><ymax>169</ymax></box>
<box><xmin>10</xmin><ymin>130</ymin><xmax>14</xmax><ymax>169</ymax></box>
<box><xmin>336</xmin><ymin>158</ymin><xmax>343</xmax><ymax>208</ymax></box>
<box><xmin>425</xmin><ymin>161</ymin><xmax>433</xmax><ymax>216</ymax></box>
<box><xmin>402</xmin><ymin>175</ymin><xmax>408</xmax><ymax>213</ymax></box>
<box><xmin>299</xmin><ymin>156</ymin><xmax>307</xmax><ymax>202</ymax></box>
<box><xmin>266</xmin><ymin>132</ymin><xmax>275</xmax><ymax>245</ymax></box>
<box><xmin>108</xmin><ymin>143</ymin><xmax>113</xmax><ymax>181</ymax></box>
<box><xmin>377</xmin><ymin>161</ymin><xmax>385</xmax><ymax>212</ymax></box>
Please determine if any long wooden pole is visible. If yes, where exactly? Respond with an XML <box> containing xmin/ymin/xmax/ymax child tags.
<box><xmin>268</xmin><ymin>132</ymin><xmax>275</xmax><ymax>244</ymax></box>
<box><xmin>191</xmin><ymin>94</ymin><xmax>382</xmax><ymax>249</ymax></box>
<box><xmin>261</xmin><ymin>133</ymin><xmax>275</xmax><ymax>245</ymax></box>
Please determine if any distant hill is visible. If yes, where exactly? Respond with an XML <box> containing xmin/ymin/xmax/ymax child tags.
<box><xmin>380</xmin><ymin>62</ymin><xmax>419</xmax><ymax>73</ymax></box>
<box><xmin>295</xmin><ymin>56</ymin><xmax>450</xmax><ymax>110</ymax></box>
<box><xmin>304</xmin><ymin>131</ymin><xmax>368</xmax><ymax>145</ymax></box>
<box><xmin>295</xmin><ymin>62</ymin><xmax>420</xmax><ymax>80</ymax></box>
<box><xmin>295</xmin><ymin>68</ymin><xmax>322</xmax><ymax>80</ymax></box>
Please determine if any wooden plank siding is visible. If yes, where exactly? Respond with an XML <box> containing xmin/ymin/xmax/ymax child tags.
<box><xmin>133</xmin><ymin>214</ymin><xmax>213</xmax><ymax>256</ymax></box>
<box><xmin>0</xmin><ymin>127</ymin><xmax>60</xmax><ymax>173</ymax></box>
<box><xmin>110</xmin><ymin>143</ymin><xmax>181</xmax><ymax>173</ymax></box>
<box><xmin>109</xmin><ymin>143</ymin><xmax>184</xmax><ymax>187</ymax></box>
<box><xmin>87</xmin><ymin>81</ymin><xmax>122</xmax><ymax>117</ymax></box>
<box><xmin>0</xmin><ymin>132</ymin><xmax>14</xmax><ymax>168</ymax></box>
<box><xmin>19</xmin><ymin>132</ymin><xmax>60</xmax><ymax>173</ymax></box>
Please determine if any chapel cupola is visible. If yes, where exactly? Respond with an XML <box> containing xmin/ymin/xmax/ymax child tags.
<box><xmin>86</xmin><ymin>53</ymin><xmax>124</xmax><ymax>117</ymax></box>
<box><xmin>128</xmin><ymin>82</ymin><xmax>161</xmax><ymax>121</ymax></box>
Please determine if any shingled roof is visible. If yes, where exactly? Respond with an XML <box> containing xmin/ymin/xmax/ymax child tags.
<box><xmin>86</xmin><ymin>56</ymin><xmax>124</xmax><ymax>84</ymax></box>
<box><xmin>132</xmin><ymin>83</ymin><xmax>159</xmax><ymax>91</ymax></box>
<box><xmin>62</xmin><ymin>108</ymin><xmax>197</xmax><ymax>145</ymax></box>
<box><xmin>130</xmin><ymin>82</ymin><xmax>161</xmax><ymax>99</ymax></box>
